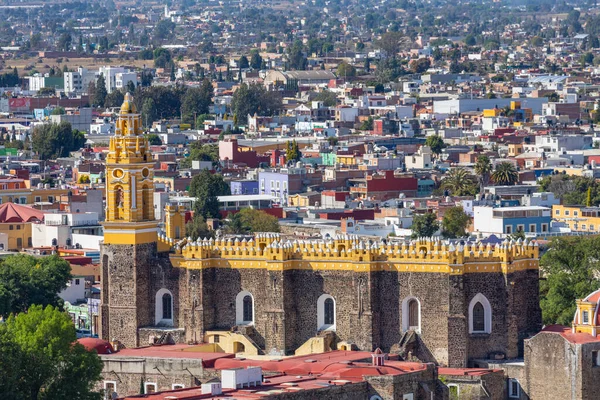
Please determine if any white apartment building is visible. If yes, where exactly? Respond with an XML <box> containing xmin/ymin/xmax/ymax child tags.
<box><xmin>64</xmin><ymin>67</ymin><xmax>98</xmax><ymax>95</ymax></box>
<box><xmin>97</xmin><ymin>66</ymin><xmax>138</xmax><ymax>94</ymax></box>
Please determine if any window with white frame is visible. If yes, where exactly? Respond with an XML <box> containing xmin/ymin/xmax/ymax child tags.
<box><xmin>565</xmin><ymin>210</ymin><xmax>570</xmax><ymax>216</ymax></box>
<box><xmin>541</xmin><ymin>223</ymin><xmax>548</xmax><ymax>232</ymax></box>
<box><xmin>574</xmin><ymin>211</ymin><xmax>579</xmax><ymax>216</ymax></box>
<box><xmin>582</xmin><ymin>224</ymin><xmax>587</xmax><ymax>230</ymax></box>
<box><xmin>144</xmin><ymin>382</ymin><xmax>157</xmax><ymax>393</ymax></box>
<box><xmin>104</xmin><ymin>381</ymin><xmax>117</xmax><ymax>398</ymax></box>
<box><xmin>517</xmin><ymin>224</ymin><xmax>524</xmax><ymax>233</ymax></box>
<box><xmin>593</xmin><ymin>350</ymin><xmax>600</xmax><ymax>367</ymax></box>
<box><xmin>555</xmin><ymin>209</ymin><xmax>560</xmax><ymax>215</ymax></box>
<box><xmin>401</xmin><ymin>296</ymin><xmax>421</xmax><ymax>333</ymax></box>
<box><xmin>505</xmin><ymin>225</ymin><xmax>512</xmax><ymax>234</ymax></box>
<box><xmin>508</xmin><ymin>378</ymin><xmax>520</xmax><ymax>398</ymax></box>
<box><xmin>155</xmin><ymin>288</ymin><xmax>174</xmax><ymax>326</ymax></box>
<box><xmin>529</xmin><ymin>224</ymin><xmax>536</xmax><ymax>232</ymax></box>
<box><xmin>236</xmin><ymin>290</ymin><xmax>254</xmax><ymax>325</ymax></box>
<box><xmin>448</xmin><ymin>384</ymin><xmax>459</xmax><ymax>400</ymax></box>
<box><xmin>583</xmin><ymin>310</ymin><xmax>590</xmax><ymax>324</ymax></box>
<box><xmin>469</xmin><ymin>293</ymin><xmax>492</xmax><ymax>334</ymax></box>
<box><xmin>317</xmin><ymin>294</ymin><xmax>336</xmax><ymax>331</ymax></box>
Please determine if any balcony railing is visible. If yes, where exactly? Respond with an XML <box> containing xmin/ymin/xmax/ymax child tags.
<box><xmin>45</xmin><ymin>220</ymin><xmax>100</xmax><ymax>227</ymax></box>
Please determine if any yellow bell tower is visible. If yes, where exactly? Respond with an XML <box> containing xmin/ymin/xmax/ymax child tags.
<box><xmin>102</xmin><ymin>93</ymin><xmax>158</xmax><ymax>245</ymax></box>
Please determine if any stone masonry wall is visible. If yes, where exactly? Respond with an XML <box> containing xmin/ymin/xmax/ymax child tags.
<box><xmin>462</xmin><ymin>272</ymin><xmax>509</xmax><ymax>361</ymax></box>
<box><xmin>100</xmin><ymin>242</ymin><xmax>157</xmax><ymax>348</ymax></box>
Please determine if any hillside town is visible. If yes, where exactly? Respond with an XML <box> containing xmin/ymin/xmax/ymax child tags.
<box><xmin>2</xmin><ymin>0</ymin><xmax>600</xmax><ymax>399</ymax></box>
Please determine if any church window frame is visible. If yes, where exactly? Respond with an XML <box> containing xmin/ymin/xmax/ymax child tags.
<box><xmin>508</xmin><ymin>378</ymin><xmax>520</xmax><ymax>398</ymax></box>
<box><xmin>236</xmin><ymin>290</ymin><xmax>254</xmax><ymax>325</ymax></box>
<box><xmin>317</xmin><ymin>294</ymin><xmax>336</xmax><ymax>331</ymax></box>
<box><xmin>402</xmin><ymin>296</ymin><xmax>421</xmax><ymax>334</ymax></box>
<box><xmin>104</xmin><ymin>381</ymin><xmax>117</xmax><ymax>398</ymax></box>
<box><xmin>155</xmin><ymin>288</ymin><xmax>174</xmax><ymax>326</ymax></box>
<box><xmin>144</xmin><ymin>382</ymin><xmax>157</xmax><ymax>394</ymax></box>
<box><xmin>469</xmin><ymin>293</ymin><xmax>492</xmax><ymax>334</ymax></box>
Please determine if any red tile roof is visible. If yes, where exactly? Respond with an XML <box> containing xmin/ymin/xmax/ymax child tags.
<box><xmin>78</xmin><ymin>338</ymin><xmax>114</xmax><ymax>354</ymax></box>
<box><xmin>0</xmin><ymin>203</ymin><xmax>45</xmax><ymax>223</ymax></box>
<box><xmin>540</xmin><ymin>324</ymin><xmax>600</xmax><ymax>344</ymax></box>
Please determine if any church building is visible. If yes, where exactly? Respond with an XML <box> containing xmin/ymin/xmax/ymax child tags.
<box><xmin>100</xmin><ymin>95</ymin><xmax>542</xmax><ymax>368</ymax></box>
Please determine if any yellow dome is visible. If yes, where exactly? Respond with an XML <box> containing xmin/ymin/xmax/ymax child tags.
<box><xmin>120</xmin><ymin>93</ymin><xmax>137</xmax><ymax>114</ymax></box>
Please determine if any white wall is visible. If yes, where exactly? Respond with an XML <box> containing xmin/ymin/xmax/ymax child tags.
<box><xmin>71</xmin><ymin>234</ymin><xmax>102</xmax><ymax>250</ymax></box>
<box><xmin>59</xmin><ymin>277</ymin><xmax>86</xmax><ymax>304</ymax></box>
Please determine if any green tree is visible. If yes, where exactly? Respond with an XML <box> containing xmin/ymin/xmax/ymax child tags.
<box><xmin>425</xmin><ymin>135</ymin><xmax>445</xmax><ymax>156</ymax></box>
<box><xmin>51</xmin><ymin>106</ymin><xmax>65</xmax><ymax>115</ymax></box>
<box><xmin>491</xmin><ymin>162</ymin><xmax>519</xmax><ymax>186</ymax></box>
<box><xmin>442</xmin><ymin>168</ymin><xmax>477</xmax><ymax>196</ymax></box>
<box><xmin>226</xmin><ymin>208</ymin><xmax>280</xmax><ymax>234</ymax></box>
<box><xmin>376</xmin><ymin>31</ymin><xmax>409</xmax><ymax>58</ymax></box>
<box><xmin>94</xmin><ymin>74</ymin><xmax>108</xmax><ymax>107</ymax></box>
<box><xmin>32</xmin><ymin>122</ymin><xmax>86</xmax><ymax>160</ymax></box>
<box><xmin>189</xmin><ymin>170</ymin><xmax>231</xmax><ymax>219</ymax></box>
<box><xmin>287</xmin><ymin>40</ymin><xmax>307</xmax><ymax>70</ymax></box>
<box><xmin>410</xmin><ymin>58</ymin><xmax>431</xmax><ymax>74</ymax></box>
<box><xmin>57</xmin><ymin>32</ymin><xmax>72</xmax><ymax>52</ymax></box>
<box><xmin>336</xmin><ymin>62</ymin><xmax>356</xmax><ymax>78</ymax></box>
<box><xmin>0</xmin><ymin>254</ymin><xmax>71</xmax><ymax>317</ymax></box>
<box><xmin>231</xmin><ymin>83</ymin><xmax>282</xmax><ymax>117</ymax></box>
<box><xmin>540</xmin><ymin>236</ymin><xmax>600</xmax><ymax>325</ymax></box>
<box><xmin>141</xmin><ymin>97</ymin><xmax>158</xmax><ymax>127</ymax></box>
<box><xmin>0</xmin><ymin>305</ymin><xmax>103</xmax><ymax>399</ymax></box>
<box><xmin>153</xmin><ymin>48</ymin><xmax>172</xmax><ymax>69</ymax></box>
<box><xmin>411</xmin><ymin>212</ymin><xmax>439</xmax><ymax>238</ymax></box>
<box><xmin>441</xmin><ymin>206</ymin><xmax>470</xmax><ymax>239</ymax></box>
<box><xmin>249</xmin><ymin>50</ymin><xmax>263</xmax><ymax>70</ymax></box>
<box><xmin>286</xmin><ymin>140</ymin><xmax>301</xmax><ymax>163</ymax></box>
<box><xmin>181</xmin><ymin>80</ymin><xmax>213</xmax><ymax>124</ymax></box>
<box><xmin>146</xmin><ymin>134</ymin><xmax>162</xmax><ymax>145</ymax></box>
<box><xmin>181</xmin><ymin>142</ymin><xmax>219</xmax><ymax>169</ymax></box>
<box><xmin>314</xmin><ymin>90</ymin><xmax>338</xmax><ymax>107</ymax></box>
<box><xmin>239</xmin><ymin>55</ymin><xmax>250</xmax><ymax>69</ymax></box>
<box><xmin>185</xmin><ymin>214</ymin><xmax>212</xmax><ymax>240</ymax></box>
<box><xmin>104</xmin><ymin>89</ymin><xmax>125</xmax><ymax>108</ymax></box>
<box><xmin>474</xmin><ymin>155</ymin><xmax>493</xmax><ymax>192</ymax></box>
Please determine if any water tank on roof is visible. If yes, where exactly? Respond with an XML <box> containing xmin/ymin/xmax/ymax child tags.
<box><xmin>296</xmin><ymin>161</ymin><xmax>304</xmax><ymax>168</ymax></box>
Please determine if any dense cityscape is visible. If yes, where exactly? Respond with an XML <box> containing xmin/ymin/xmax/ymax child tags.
<box><xmin>1</xmin><ymin>0</ymin><xmax>600</xmax><ymax>399</ymax></box>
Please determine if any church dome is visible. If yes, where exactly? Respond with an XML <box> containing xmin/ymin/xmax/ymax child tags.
<box><xmin>120</xmin><ymin>92</ymin><xmax>137</xmax><ymax>114</ymax></box>
<box><xmin>77</xmin><ymin>337</ymin><xmax>114</xmax><ymax>354</ymax></box>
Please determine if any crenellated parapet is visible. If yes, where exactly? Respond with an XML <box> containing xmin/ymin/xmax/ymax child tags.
<box><xmin>177</xmin><ymin>234</ymin><xmax>539</xmax><ymax>274</ymax></box>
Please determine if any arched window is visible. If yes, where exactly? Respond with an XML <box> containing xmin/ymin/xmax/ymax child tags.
<box><xmin>317</xmin><ymin>294</ymin><xmax>336</xmax><ymax>331</ymax></box>
<box><xmin>469</xmin><ymin>293</ymin><xmax>492</xmax><ymax>334</ymax></box>
<box><xmin>162</xmin><ymin>293</ymin><xmax>172</xmax><ymax>320</ymax></box>
<box><xmin>236</xmin><ymin>291</ymin><xmax>254</xmax><ymax>325</ymax></box>
<box><xmin>408</xmin><ymin>299</ymin><xmax>419</xmax><ymax>329</ymax></box>
<box><xmin>402</xmin><ymin>296</ymin><xmax>421</xmax><ymax>333</ymax></box>
<box><xmin>324</xmin><ymin>298</ymin><xmax>334</xmax><ymax>325</ymax></box>
<box><xmin>155</xmin><ymin>288</ymin><xmax>174</xmax><ymax>326</ymax></box>
<box><xmin>243</xmin><ymin>295</ymin><xmax>253</xmax><ymax>322</ymax></box>
<box><xmin>472</xmin><ymin>302</ymin><xmax>485</xmax><ymax>332</ymax></box>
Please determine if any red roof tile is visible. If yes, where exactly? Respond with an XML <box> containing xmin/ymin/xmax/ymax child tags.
<box><xmin>0</xmin><ymin>203</ymin><xmax>45</xmax><ymax>223</ymax></box>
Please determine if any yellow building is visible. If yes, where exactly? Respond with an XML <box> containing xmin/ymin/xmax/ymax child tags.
<box><xmin>337</xmin><ymin>154</ymin><xmax>358</xmax><ymax>166</ymax></box>
<box><xmin>552</xmin><ymin>205</ymin><xmax>600</xmax><ymax>232</ymax></box>
<box><xmin>287</xmin><ymin>192</ymin><xmax>320</xmax><ymax>207</ymax></box>
<box><xmin>0</xmin><ymin>187</ymin><xmax>70</xmax><ymax>206</ymax></box>
<box><xmin>102</xmin><ymin>93</ymin><xmax>158</xmax><ymax>245</ymax></box>
<box><xmin>0</xmin><ymin>203</ymin><xmax>45</xmax><ymax>250</ymax></box>
<box><xmin>573</xmin><ymin>289</ymin><xmax>600</xmax><ymax>336</ymax></box>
